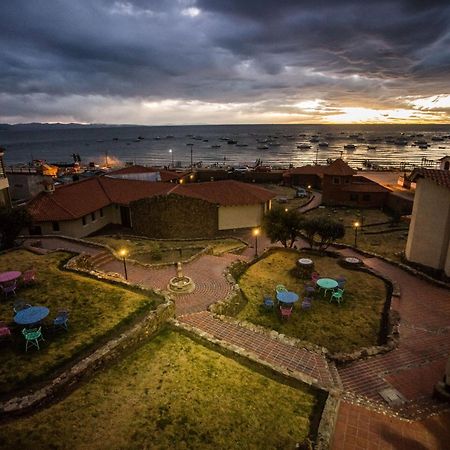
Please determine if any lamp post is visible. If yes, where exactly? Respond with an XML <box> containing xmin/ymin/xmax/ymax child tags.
<box><xmin>187</xmin><ymin>143</ymin><xmax>193</xmax><ymax>169</ymax></box>
<box><xmin>119</xmin><ymin>248</ymin><xmax>128</xmax><ymax>280</ymax></box>
<box><xmin>353</xmin><ymin>221</ymin><xmax>360</xmax><ymax>247</ymax></box>
<box><xmin>253</xmin><ymin>227</ymin><xmax>260</xmax><ymax>257</ymax></box>
<box><xmin>169</xmin><ymin>149</ymin><xmax>174</xmax><ymax>168</ymax></box>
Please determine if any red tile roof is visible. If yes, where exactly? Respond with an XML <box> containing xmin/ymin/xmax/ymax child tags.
<box><xmin>410</xmin><ymin>168</ymin><xmax>450</xmax><ymax>190</ymax></box>
<box><xmin>108</xmin><ymin>165</ymin><xmax>185</xmax><ymax>182</ymax></box>
<box><xmin>173</xmin><ymin>180</ymin><xmax>276</xmax><ymax>206</ymax></box>
<box><xmin>285</xmin><ymin>159</ymin><xmax>355</xmax><ymax>177</ymax></box>
<box><xmin>27</xmin><ymin>177</ymin><xmax>275</xmax><ymax>222</ymax></box>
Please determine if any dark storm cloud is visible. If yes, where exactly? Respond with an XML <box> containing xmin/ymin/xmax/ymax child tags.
<box><xmin>0</xmin><ymin>0</ymin><xmax>449</xmax><ymax>123</ymax></box>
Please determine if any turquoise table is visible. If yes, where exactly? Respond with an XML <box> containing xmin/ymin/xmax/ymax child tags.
<box><xmin>316</xmin><ymin>278</ymin><xmax>338</xmax><ymax>296</ymax></box>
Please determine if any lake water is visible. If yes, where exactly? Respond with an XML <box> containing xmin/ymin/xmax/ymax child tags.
<box><xmin>1</xmin><ymin>124</ymin><xmax>449</xmax><ymax>169</ymax></box>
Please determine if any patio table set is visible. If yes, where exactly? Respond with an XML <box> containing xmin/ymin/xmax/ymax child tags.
<box><xmin>262</xmin><ymin>259</ymin><xmax>347</xmax><ymax>320</ymax></box>
<box><xmin>0</xmin><ymin>270</ymin><xmax>69</xmax><ymax>351</ymax></box>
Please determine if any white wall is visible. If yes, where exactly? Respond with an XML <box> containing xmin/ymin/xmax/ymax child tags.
<box><xmin>218</xmin><ymin>204</ymin><xmax>264</xmax><ymax>230</ymax></box>
<box><xmin>406</xmin><ymin>178</ymin><xmax>450</xmax><ymax>270</ymax></box>
<box><xmin>37</xmin><ymin>204</ymin><xmax>122</xmax><ymax>238</ymax></box>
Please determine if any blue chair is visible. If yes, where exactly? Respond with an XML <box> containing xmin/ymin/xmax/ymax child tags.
<box><xmin>336</xmin><ymin>276</ymin><xmax>346</xmax><ymax>289</ymax></box>
<box><xmin>330</xmin><ymin>289</ymin><xmax>345</xmax><ymax>305</ymax></box>
<box><xmin>262</xmin><ymin>296</ymin><xmax>274</xmax><ymax>311</ymax></box>
<box><xmin>22</xmin><ymin>327</ymin><xmax>44</xmax><ymax>351</ymax></box>
<box><xmin>54</xmin><ymin>310</ymin><xmax>69</xmax><ymax>330</ymax></box>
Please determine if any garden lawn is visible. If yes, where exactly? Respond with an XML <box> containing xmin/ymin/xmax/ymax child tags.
<box><xmin>0</xmin><ymin>250</ymin><xmax>161</xmax><ymax>394</ymax></box>
<box><xmin>88</xmin><ymin>236</ymin><xmax>247</xmax><ymax>263</ymax></box>
<box><xmin>304</xmin><ymin>207</ymin><xmax>408</xmax><ymax>260</ymax></box>
<box><xmin>0</xmin><ymin>330</ymin><xmax>325</xmax><ymax>450</ymax></box>
<box><xmin>237</xmin><ymin>250</ymin><xmax>387</xmax><ymax>354</ymax></box>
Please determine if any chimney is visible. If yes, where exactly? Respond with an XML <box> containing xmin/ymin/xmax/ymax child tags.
<box><xmin>42</xmin><ymin>179</ymin><xmax>55</xmax><ymax>194</ymax></box>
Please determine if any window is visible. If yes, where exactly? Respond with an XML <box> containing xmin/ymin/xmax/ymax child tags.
<box><xmin>344</xmin><ymin>178</ymin><xmax>350</xmax><ymax>184</ymax></box>
<box><xmin>350</xmin><ymin>193</ymin><xmax>358</xmax><ymax>201</ymax></box>
<box><xmin>52</xmin><ymin>221</ymin><xmax>60</xmax><ymax>232</ymax></box>
<box><xmin>91</xmin><ymin>212</ymin><xmax>96</xmax><ymax>221</ymax></box>
<box><xmin>333</xmin><ymin>177</ymin><xmax>341</xmax><ymax>184</ymax></box>
<box><xmin>362</xmin><ymin>194</ymin><xmax>371</xmax><ymax>201</ymax></box>
<box><xmin>82</xmin><ymin>216</ymin><xmax>87</xmax><ymax>226</ymax></box>
<box><xmin>100</xmin><ymin>208</ymin><xmax>104</xmax><ymax>217</ymax></box>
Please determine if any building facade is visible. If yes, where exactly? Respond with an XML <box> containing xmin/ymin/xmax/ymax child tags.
<box><xmin>0</xmin><ymin>149</ymin><xmax>11</xmax><ymax>209</ymax></box>
<box><xmin>405</xmin><ymin>169</ymin><xmax>450</xmax><ymax>278</ymax></box>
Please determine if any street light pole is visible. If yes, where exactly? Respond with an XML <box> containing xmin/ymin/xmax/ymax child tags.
<box><xmin>353</xmin><ymin>221</ymin><xmax>360</xmax><ymax>247</ymax></box>
<box><xmin>253</xmin><ymin>228</ymin><xmax>260</xmax><ymax>257</ymax></box>
<box><xmin>169</xmin><ymin>149</ymin><xmax>174</xmax><ymax>168</ymax></box>
<box><xmin>187</xmin><ymin>143</ymin><xmax>193</xmax><ymax>169</ymax></box>
<box><xmin>119</xmin><ymin>249</ymin><xmax>128</xmax><ymax>280</ymax></box>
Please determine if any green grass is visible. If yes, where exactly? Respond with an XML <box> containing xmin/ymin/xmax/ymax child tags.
<box><xmin>0</xmin><ymin>330</ymin><xmax>324</xmax><ymax>449</ymax></box>
<box><xmin>236</xmin><ymin>250</ymin><xmax>387</xmax><ymax>354</ymax></box>
<box><xmin>0</xmin><ymin>250</ymin><xmax>161</xmax><ymax>394</ymax></box>
<box><xmin>304</xmin><ymin>207</ymin><xmax>408</xmax><ymax>260</ymax></box>
<box><xmin>88</xmin><ymin>236</ymin><xmax>247</xmax><ymax>263</ymax></box>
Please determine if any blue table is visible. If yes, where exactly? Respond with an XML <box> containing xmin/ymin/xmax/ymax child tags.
<box><xmin>14</xmin><ymin>306</ymin><xmax>49</xmax><ymax>325</ymax></box>
<box><xmin>277</xmin><ymin>291</ymin><xmax>299</xmax><ymax>304</ymax></box>
<box><xmin>316</xmin><ymin>278</ymin><xmax>338</xmax><ymax>296</ymax></box>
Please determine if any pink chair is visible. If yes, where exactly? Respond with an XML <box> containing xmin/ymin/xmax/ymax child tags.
<box><xmin>1</xmin><ymin>280</ymin><xmax>17</xmax><ymax>297</ymax></box>
<box><xmin>311</xmin><ymin>272</ymin><xmax>320</xmax><ymax>283</ymax></box>
<box><xmin>0</xmin><ymin>322</ymin><xmax>12</xmax><ymax>340</ymax></box>
<box><xmin>22</xmin><ymin>269</ymin><xmax>37</xmax><ymax>285</ymax></box>
<box><xmin>280</xmin><ymin>305</ymin><xmax>293</xmax><ymax>320</ymax></box>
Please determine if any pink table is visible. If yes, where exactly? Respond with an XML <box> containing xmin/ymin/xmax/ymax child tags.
<box><xmin>0</xmin><ymin>271</ymin><xmax>22</xmax><ymax>284</ymax></box>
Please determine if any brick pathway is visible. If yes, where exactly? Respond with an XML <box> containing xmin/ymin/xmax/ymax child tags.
<box><xmin>99</xmin><ymin>252</ymin><xmax>242</xmax><ymax>316</ymax></box>
<box><xmin>332</xmin><ymin>400</ymin><xmax>450</xmax><ymax>450</ymax></box>
<box><xmin>179</xmin><ymin>311</ymin><xmax>335</xmax><ymax>389</ymax></box>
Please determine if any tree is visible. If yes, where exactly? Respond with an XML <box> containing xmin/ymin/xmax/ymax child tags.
<box><xmin>301</xmin><ymin>216</ymin><xmax>345</xmax><ymax>251</ymax></box>
<box><xmin>263</xmin><ymin>207</ymin><xmax>304</xmax><ymax>248</ymax></box>
<box><xmin>0</xmin><ymin>207</ymin><xmax>31</xmax><ymax>249</ymax></box>
<box><xmin>315</xmin><ymin>217</ymin><xmax>345</xmax><ymax>250</ymax></box>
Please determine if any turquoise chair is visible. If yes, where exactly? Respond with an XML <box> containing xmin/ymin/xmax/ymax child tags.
<box><xmin>22</xmin><ymin>327</ymin><xmax>44</xmax><ymax>351</ymax></box>
<box><xmin>330</xmin><ymin>289</ymin><xmax>345</xmax><ymax>305</ymax></box>
<box><xmin>276</xmin><ymin>284</ymin><xmax>288</xmax><ymax>294</ymax></box>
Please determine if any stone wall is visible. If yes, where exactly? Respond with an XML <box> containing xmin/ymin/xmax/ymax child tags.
<box><xmin>130</xmin><ymin>193</ymin><xmax>218</xmax><ymax>239</ymax></box>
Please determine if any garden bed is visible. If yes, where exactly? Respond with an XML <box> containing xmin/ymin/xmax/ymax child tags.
<box><xmin>235</xmin><ymin>249</ymin><xmax>388</xmax><ymax>354</ymax></box>
<box><xmin>0</xmin><ymin>250</ymin><xmax>162</xmax><ymax>395</ymax></box>
<box><xmin>0</xmin><ymin>330</ymin><xmax>325</xmax><ymax>449</ymax></box>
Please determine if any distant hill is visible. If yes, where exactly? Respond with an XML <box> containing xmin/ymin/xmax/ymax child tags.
<box><xmin>1</xmin><ymin>123</ymin><xmax>136</xmax><ymax>131</ymax></box>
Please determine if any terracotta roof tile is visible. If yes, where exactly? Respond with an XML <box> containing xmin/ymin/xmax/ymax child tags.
<box><xmin>173</xmin><ymin>180</ymin><xmax>276</xmax><ymax>206</ymax></box>
<box><xmin>108</xmin><ymin>165</ymin><xmax>185</xmax><ymax>182</ymax></box>
<box><xmin>285</xmin><ymin>159</ymin><xmax>355</xmax><ymax>177</ymax></box>
<box><xmin>410</xmin><ymin>168</ymin><xmax>450</xmax><ymax>190</ymax></box>
<box><xmin>27</xmin><ymin>178</ymin><xmax>275</xmax><ymax>222</ymax></box>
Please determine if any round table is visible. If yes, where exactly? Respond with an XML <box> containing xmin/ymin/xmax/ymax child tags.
<box><xmin>316</xmin><ymin>278</ymin><xmax>338</xmax><ymax>296</ymax></box>
<box><xmin>0</xmin><ymin>271</ymin><xmax>22</xmax><ymax>284</ymax></box>
<box><xmin>14</xmin><ymin>306</ymin><xmax>49</xmax><ymax>326</ymax></box>
<box><xmin>277</xmin><ymin>291</ymin><xmax>299</xmax><ymax>304</ymax></box>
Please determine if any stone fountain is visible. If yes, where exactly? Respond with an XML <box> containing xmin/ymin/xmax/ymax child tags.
<box><xmin>168</xmin><ymin>262</ymin><xmax>195</xmax><ymax>294</ymax></box>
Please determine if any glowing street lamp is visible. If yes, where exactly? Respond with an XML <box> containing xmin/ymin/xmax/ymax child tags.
<box><xmin>353</xmin><ymin>221</ymin><xmax>360</xmax><ymax>247</ymax></box>
<box><xmin>253</xmin><ymin>227</ymin><xmax>260</xmax><ymax>257</ymax></box>
<box><xmin>169</xmin><ymin>149</ymin><xmax>174</xmax><ymax>168</ymax></box>
<box><xmin>119</xmin><ymin>248</ymin><xmax>128</xmax><ymax>280</ymax></box>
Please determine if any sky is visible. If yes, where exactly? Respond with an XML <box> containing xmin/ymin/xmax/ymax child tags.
<box><xmin>1</xmin><ymin>0</ymin><xmax>450</xmax><ymax>125</ymax></box>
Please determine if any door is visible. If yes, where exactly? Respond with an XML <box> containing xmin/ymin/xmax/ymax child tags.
<box><xmin>120</xmin><ymin>206</ymin><xmax>131</xmax><ymax>228</ymax></box>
